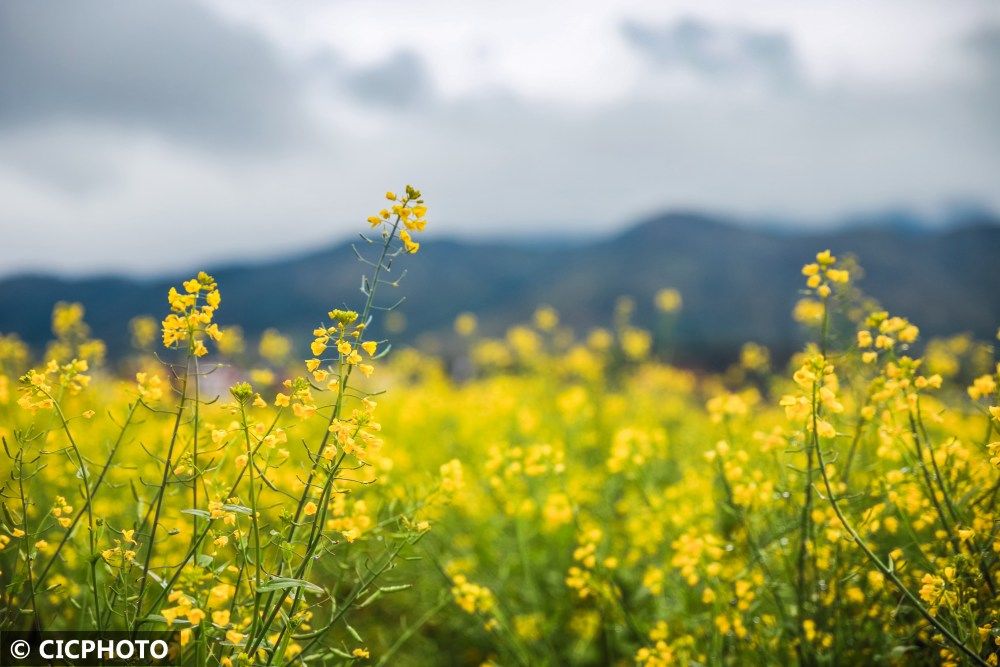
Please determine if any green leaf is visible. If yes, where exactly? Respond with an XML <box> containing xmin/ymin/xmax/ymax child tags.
<box><xmin>223</xmin><ymin>504</ymin><xmax>253</xmax><ymax>515</ymax></box>
<box><xmin>256</xmin><ymin>577</ymin><xmax>324</xmax><ymax>595</ymax></box>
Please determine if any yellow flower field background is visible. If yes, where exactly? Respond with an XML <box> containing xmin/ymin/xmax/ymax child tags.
<box><xmin>2</xmin><ymin>187</ymin><xmax>999</xmax><ymax>666</ymax></box>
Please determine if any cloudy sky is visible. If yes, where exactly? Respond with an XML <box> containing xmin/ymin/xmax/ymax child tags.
<box><xmin>1</xmin><ymin>0</ymin><xmax>998</xmax><ymax>275</ymax></box>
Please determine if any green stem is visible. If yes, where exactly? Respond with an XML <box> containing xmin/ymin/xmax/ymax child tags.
<box><xmin>133</xmin><ymin>355</ymin><xmax>191</xmax><ymax>630</ymax></box>
<box><xmin>813</xmin><ymin>417</ymin><xmax>987</xmax><ymax>666</ymax></box>
<box><xmin>192</xmin><ymin>356</ymin><xmax>201</xmax><ymax>548</ymax></box>
<box><xmin>136</xmin><ymin>408</ymin><xmax>285</xmax><ymax>626</ymax></box>
<box><xmin>239</xmin><ymin>401</ymin><xmax>264</xmax><ymax>643</ymax></box>
<box><xmin>47</xmin><ymin>393</ymin><xmax>102</xmax><ymax>631</ymax></box>
<box><xmin>249</xmin><ymin>209</ymin><xmax>407</xmax><ymax>656</ymax></box>
<box><xmin>16</xmin><ymin>444</ymin><xmax>41</xmax><ymax>632</ymax></box>
<box><xmin>35</xmin><ymin>402</ymin><xmax>138</xmax><ymax>590</ymax></box>
<box><xmin>372</xmin><ymin>596</ymin><xmax>449</xmax><ymax>667</ymax></box>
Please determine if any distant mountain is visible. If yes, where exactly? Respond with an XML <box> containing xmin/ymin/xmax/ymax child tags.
<box><xmin>2</xmin><ymin>212</ymin><xmax>998</xmax><ymax>367</ymax></box>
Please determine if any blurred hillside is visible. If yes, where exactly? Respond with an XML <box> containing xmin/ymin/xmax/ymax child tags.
<box><xmin>2</xmin><ymin>212</ymin><xmax>998</xmax><ymax>367</ymax></box>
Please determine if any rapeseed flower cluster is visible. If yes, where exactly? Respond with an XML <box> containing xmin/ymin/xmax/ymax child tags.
<box><xmin>161</xmin><ymin>271</ymin><xmax>224</xmax><ymax>356</ymax></box>
<box><xmin>0</xmin><ymin>187</ymin><xmax>435</xmax><ymax>665</ymax></box>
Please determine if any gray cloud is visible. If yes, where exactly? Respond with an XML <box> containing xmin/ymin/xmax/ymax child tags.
<box><xmin>622</xmin><ymin>17</ymin><xmax>800</xmax><ymax>90</ymax></box>
<box><xmin>0</xmin><ymin>2</ymin><xmax>998</xmax><ymax>276</ymax></box>
<box><xmin>968</xmin><ymin>23</ymin><xmax>1000</xmax><ymax>64</ymax></box>
<box><xmin>965</xmin><ymin>23</ymin><xmax>1000</xmax><ymax>136</ymax></box>
<box><xmin>0</xmin><ymin>0</ymin><xmax>308</xmax><ymax>151</ymax></box>
<box><xmin>344</xmin><ymin>50</ymin><xmax>433</xmax><ymax>108</ymax></box>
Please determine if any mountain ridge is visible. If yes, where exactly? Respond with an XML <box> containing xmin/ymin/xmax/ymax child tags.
<box><xmin>2</xmin><ymin>211</ymin><xmax>998</xmax><ymax>366</ymax></box>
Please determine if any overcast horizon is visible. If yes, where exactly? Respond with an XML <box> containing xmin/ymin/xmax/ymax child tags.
<box><xmin>2</xmin><ymin>0</ymin><xmax>999</xmax><ymax>276</ymax></box>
